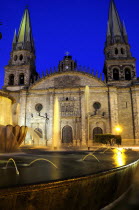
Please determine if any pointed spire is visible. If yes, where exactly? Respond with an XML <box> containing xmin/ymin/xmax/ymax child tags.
<box><xmin>122</xmin><ymin>21</ymin><xmax>128</xmax><ymax>43</ymax></box>
<box><xmin>18</xmin><ymin>9</ymin><xmax>30</xmax><ymax>42</ymax></box>
<box><xmin>107</xmin><ymin>0</ymin><xmax>127</xmax><ymax>44</ymax></box>
<box><xmin>122</xmin><ymin>21</ymin><xmax>127</xmax><ymax>36</ymax></box>
<box><xmin>27</xmin><ymin>28</ymin><xmax>31</xmax><ymax>42</ymax></box>
<box><xmin>107</xmin><ymin>21</ymin><xmax>111</xmax><ymax>37</ymax></box>
<box><xmin>106</xmin><ymin>21</ymin><xmax>111</xmax><ymax>46</ymax></box>
<box><xmin>12</xmin><ymin>29</ymin><xmax>17</xmax><ymax>44</ymax></box>
<box><xmin>109</xmin><ymin>0</ymin><xmax>122</xmax><ymax>36</ymax></box>
<box><xmin>15</xmin><ymin>8</ymin><xmax>34</xmax><ymax>52</ymax></box>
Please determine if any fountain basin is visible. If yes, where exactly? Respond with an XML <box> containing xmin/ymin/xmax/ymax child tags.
<box><xmin>0</xmin><ymin>125</ymin><xmax>28</xmax><ymax>152</ymax></box>
<box><xmin>0</xmin><ymin>91</ymin><xmax>28</xmax><ymax>152</ymax></box>
<box><xmin>0</xmin><ymin>149</ymin><xmax>138</xmax><ymax>209</ymax></box>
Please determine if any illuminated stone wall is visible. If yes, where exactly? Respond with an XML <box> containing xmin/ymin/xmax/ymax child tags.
<box><xmin>0</xmin><ymin>96</ymin><xmax>12</xmax><ymax>125</ymax></box>
<box><xmin>12</xmin><ymin>73</ymin><xmax>111</xmax><ymax>147</ymax></box>
<box><xmin>2</xmin><ymin>71</ymin><xmax>139</xmax><ymax>147</ymax></box>
<box><xmin>117</xmin><ymin>88</ymin><xmax>134</xmax><ymax>140</ymax></box>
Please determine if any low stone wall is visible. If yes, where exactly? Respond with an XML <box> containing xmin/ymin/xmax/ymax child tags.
<box><xmin>0</xmin><ymin>160</ymin><xmax>138</xmax><ymax>210</ymax></box>
<box><xmin>122</xmin><ymin>139</ymin><xmax>139</xmax><ymax>146</ymax></box>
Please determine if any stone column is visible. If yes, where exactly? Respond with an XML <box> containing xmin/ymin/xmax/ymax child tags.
<box><xmin>131</xmin><ymin>87</ymin><xmax>139</xmax><ymax>142</ymax></box>
<box><xmin>19</xmin><ymin>90</ymin><xmax>27</xmax><ymax>126</ymax></box>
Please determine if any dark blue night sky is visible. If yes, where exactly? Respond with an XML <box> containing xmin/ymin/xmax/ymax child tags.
<box><xmin>0</xmin><ymin>0</ymin><xmax>139</xmax><ymax>88</ymax></box>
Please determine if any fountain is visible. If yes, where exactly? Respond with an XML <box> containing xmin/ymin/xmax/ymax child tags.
<box><xmin>0</xmin><ymin>125</ymin><xmax>28</xmax><ymax>152</ymax></box>
<box><xmin>0</xmin><ymin>91</ymin><xmax>139</xmax><ymax>209</ymax></box>
<box><xmin>0</xmin><ymin>91</ymin><xmax>28</xmax><ymax>152</ymax></box>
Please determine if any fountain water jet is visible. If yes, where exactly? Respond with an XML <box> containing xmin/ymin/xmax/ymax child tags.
<box><xmin>82</xmin><ymin>153</ymin><xmax>100</xmax><ymax>162</ymax></box>
<box><xmin>85</xmin><ymin>86</ymin><xmax>90</xmax><ymax>146</ymax></box>
<box><xmin>27</xmin><ymin>158</ymin><xmax>58</xmax><ymax>168</ymax></box>
<box><xmin>52</xmin><ymin>96</ymin><xmax>60</xmax><ymax>149</ymax></box>
<box><xmin>103</xmin><ymin>147</ymin><xmax>123</xmax><ymax>154</ymax></box>
<box><xmin>4</xmin><ymin>158</ymin><xmax>19</xmax><ymax>175</ymax></box>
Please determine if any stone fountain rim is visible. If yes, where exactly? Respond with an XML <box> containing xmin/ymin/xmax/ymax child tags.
<box><xmin>0</xmin><ymin>157</ymin><xmax>138</xmax><ymax>196</ymax></box>
<box><xmin>0</xmin><ymin>90</ymin><xmax>16</xmax><ymax>104</ymax></box>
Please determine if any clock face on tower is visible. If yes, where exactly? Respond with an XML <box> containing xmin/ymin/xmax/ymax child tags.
<box><xmin>65</xmin><ymin>66</ymin><xmax>69</xmax><ymax>70</ymax></box>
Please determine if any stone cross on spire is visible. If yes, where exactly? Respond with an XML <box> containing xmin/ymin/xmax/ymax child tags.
<box><xmin>65</xmin><ymin>51</ymin><xmax>70</xmax><ymax>56</ymax></box>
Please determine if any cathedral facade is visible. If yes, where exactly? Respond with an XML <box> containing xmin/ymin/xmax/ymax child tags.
<box><xmin>2</xmin><ymin>0</ymin><xmax>139</xmax><ymax>147</ymax></box>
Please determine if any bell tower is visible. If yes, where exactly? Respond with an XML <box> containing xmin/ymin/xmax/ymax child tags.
<box><xmin>58</xmin><ymin>53</ymin><xmax>77</xmax><ymax>72</ymax></box>
<box><xmin>103</xmin><ymin>0</ymin><xmax>136</xmax><ymax>84</ymax></box>
<box><xmin>4</xmin><ymin>9</ymin><xmax>38</xmax><ymax>91</ymax></box>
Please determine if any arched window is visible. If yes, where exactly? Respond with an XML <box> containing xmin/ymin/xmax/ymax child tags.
<box><xmin>93</xmin><ymin>127</ymin><xmax>103</xmax><ymax>139</ymax></box>
<box><xmin>19</xmin><ymin>54</ymin><xmax>23</xmax><ymax>61</ymax></box>
<box><xmin>115</xmin><ymin>48</ymin><xmax>118</xmax><ymax>55</ymax></box>
<box><xmin>113</xmin><ymin>68</ymin><xmax>119</xmax><ymax>80</ymax></box>
<box><xmin>125</xmin><ymin>68</ymin><xmax>131</xmax><ymax>80</ymax></box>
<box><xmin>19</xmin><ymin>73</ymin><xmax>24</xmax><ymax>85</ymax></box>
<box><xmin>14</xmin><ymin>55</ymin><xmax>18</xmax><ymax>61</ymax></box>
<box><xmin>34</xmin><ymin>128</ymin><xmax>43</xmax><ymax>138</ymax></box>
<box><xmin>9</xmin><ymin>74</ymin><xmax>14</xmax><ymax>85</ymax></box>
<box><xmin>62</xmin><ymin>125</ymin><xmax>73</xmax><ymax>143</ymax></box>
<box><xmin>121</xmin><ymin>48</ymin><xmax>124</xmax><ymax>55</ymax></box>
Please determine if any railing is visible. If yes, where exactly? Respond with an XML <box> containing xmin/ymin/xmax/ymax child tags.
<box><xmin>36</xmin><ymin>66</ymin><xmax>104</xmax><ymax>81</ymax></box>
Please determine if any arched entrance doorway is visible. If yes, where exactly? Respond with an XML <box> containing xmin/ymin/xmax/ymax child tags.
<box><xmin>93</xmin><ymin>127</ymin><xmax>103</xmax><ymax>139</ymax></box>
<box><xmin>62</xmin><ymin>126</ymin><xmax>73</xmax><ymax>143</ymax></box>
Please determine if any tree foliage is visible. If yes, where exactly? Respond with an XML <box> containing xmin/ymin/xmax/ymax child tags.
<box><xmin>94</xmin><ymin>134</ymin><xmax>122</xmax><ymax>146</ymax></box>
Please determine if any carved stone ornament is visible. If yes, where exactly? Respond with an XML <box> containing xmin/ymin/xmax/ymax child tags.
<box><xmin>54</xmin><ymin>76</ymin><xmax>80</xmax><ymax>88</ymax></box>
